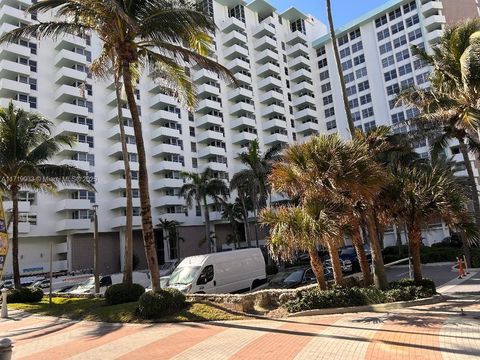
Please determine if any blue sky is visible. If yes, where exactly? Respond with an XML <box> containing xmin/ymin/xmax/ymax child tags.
<box><xmin>268</xmin><ymin>0</ymin><xmax>389</xmax><ymax>27</ymax></box>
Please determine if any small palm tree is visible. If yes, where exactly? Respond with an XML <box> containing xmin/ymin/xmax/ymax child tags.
<box><xmin>1</xmin><ymin>0</ymin><xmax>235</xmax><ymax>292</ymax></box>
<box><xmin>385</xmin><ymin>161</ymin><xmax>478</xmax><ymax>281</ymax></box>
<box><xmin>180</xmin><ymin>168</ymin><xmax>229</xmax><ymax>253</ymax></box>
<box><xmin>221</xmin><ymin>201</ymin><xmax>244</xmax><ymax>248</ymax></box>
<box><xmin>260</xmin><ymin>204</ymin><xmax>338</xmax><ymax>290</ymax></box>
<box><xmin>0</xmin><ymin>103</ymin><xmax>94</xmax><ymax>288</ymax></box>
<box><xmin>229</xmin><ymin>175</ymin><xmax>253</xmax><ymax>247</ymax></box>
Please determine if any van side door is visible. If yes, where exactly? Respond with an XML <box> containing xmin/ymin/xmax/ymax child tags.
<box><xmin>196</xmin><ymin>265</ymin><xmax>215</xmax><ymax>293</ymax></box>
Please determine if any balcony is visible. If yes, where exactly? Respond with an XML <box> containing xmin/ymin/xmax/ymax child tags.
<box><xmin>151</xmin><ymin>143</ymin><xmax>182</xmax><ymax>157</ymax></box>
<box><xmin>0</xmin><ymin>4</ymin><xmax>31</xmax><ymax>22</ymax></box>
<box><xmin>290</xmin><ymin>68</ymin><xmax>312</xmax><ymax>82</ymax></box>
<box><xmin>198</xmin><ymin>146</ymin><xmax>226</xmax><ymax>158</ymax></box>
<box><xmin>232</xmin><ymin>131</ymin><xmax>257</xmax><ymax>144</ymax></box>
<box><xmin>226</xmin><ymin>58</ymin><xmax>250</xmax><ymax>72</ymax></box>
<box><xmin>55</xmin><ymin>34</ymin><xmax>87</xmax><ymax>50</ymax></box>
<box><xmin>152</xmin><ymin>196</ymin><xmax>185</xmax><ymax>208</ymax></box>
<box><xmin>256</xmin><ymin>49</ymin><xmax>279</xmax><ymax>64</ymax></box>
<box><xmin>109</xmin><ymin>197</ymin><xmax>141</xmax><ymax>210</ymax></box>
<box><xmin>292</xmin><ymin>95</ymin><xmax>315</xmax><ymax>107</ymax></box>
<box><xmin>57</xmin><ymin>141</ymin><xmax>90</xmax><ymax>155</ymax></box>
<box><xmin>197</xmin><ymin>99</ymin><xmax>222</xmax><ymax>112</ymax></box>
<box><xmin>150</xmin><ymin>93</ymin><xmax>177</xmax><ymax>108</ymax></box>
<box><xmin>151</xmin><ymin>126</ymin><xmax>180</xmax><ymax>140</ymax></box>
<box><xmin>3</xmin><ymin>201</ymin><xmax>30</xmax><ymax>213</ymax></box>
<box><xmin>234</xmin><ymin>72</ymin><xmax>252</xmax><ymax>84</ymax></box>
<box><xmin>54</xmin><ymin>49</ymin><xmax>87</xmax><ymax>67</ymax></box>
<box><xmin>261</xmin><ymin>104</ymin><xmax>284</xmax><ymax>117</ymax></box>
<box><xmin>253</xmin><ymin>36</ymin><xmax>277</xmax><ymax>51</ymax></box>
<box><xmin>55</xmin><ymin>242</ymin><xmax>68</xmax><ymax>254</ymax></box>
<box><xmin>227</xmin><ymin>87</ymin><xmax>253</xmax><ymax>101</ymax></box>
<box><xmin>107</xmin><ymin>124</ymin><xmax>135</xmax><ymax>140</ymax></box>
<box><xmin>150</xmin><ymin>109</ymin><xmax>180</xmax><ymax>124</ymax></box>
<box><xmin>56</xmin><ymin>103</ymin><xmax>89</xmax><ymax>119</ymax></box>
<box><xmin>152</xmin><ymin>178</ymin><xmax>184</xmax><ymax>189</ymax></box>
<box><xmin>231</xmin><ymin>116</ymin><xmax>256</xmax><ymax>129</ymax></box>
<box><xmin>196</xmin><ymin>114</ymin><xmax>223</xmax><ymax>128</ymax></box>
<box><xmin>258</xmin><ymin>76</ymin><xmax>282</xmax><ymax>90</ymax></box>
<box><xmin>0</xmin><ymin>99</ymin><xmax>29</xmax><ymax>112</ymax></box>
<box><xmin>218</xmin><ymin>17</ymin><xmax>246</xmax><ymax>33</ymax></box>
<box><xmin>427</xmin><ymin>29</ymin><xmax>443</xmax><ymax>43</ymax></box>
<box><xmin>223</xmin><ymin>30</ymin><xmax>247</xmax><ymax>46</ymax></box>
<box><xmin>0</xmin><ymin>43</ymin><xmax>30</xmax><ymax>58</ymax></box>
<box><xmin>56</xmin><ymin>219</ymin><xmax>91</xmax><ymax>232</ymax></box>
<box><xmin>229</xmin><ymin>102</ymin><xmax>255</xmax><ymax>115</ymax></box>
<box><xmin>256</xmin><ymin>62</ymin><xmax>280</xmax><ymax>77</ymax></box>
<box><xmin>259</xmin><ymin>90</ymin><xmax>283</xmax><ymax>104</ymax></box>
<box><xmin>224</xmin><ymin>44</ymin><xmax>249</xmax><ymax>60</ymax></box>
<box><xmin>0</xmin><ymin>22</ymin><xmax>17</xmax><ymax>37</ymax></box>
<box><xmin>264</xmin><ymin>133</ymin><xmax>289</xmax><ymax>145</ymax></box>
<box><xmin>55</xmin><ymin>67</ymin><xmax>87</xmax><ymax>84</ymax></box>
<box><xmin>59</xmin><ymin>159</ymin><xmax>90</xmax><ymax>172</ymax></box>
<box><xmin>424</xmin><ymin>15</ymin><xmax>446</xmax><ymax>30</ymax></box>
<box><xmin>55</xmin><ymin>121</ymin><xmax>89</xmax><ymax>136</ymax></box>
<box><xmin>109</xmin><ymin>160</ymin><xmax>139</xmax><ymax>174</ymax></box>
<box><xmin>0</xmin><ymin>59</ymin><xmax>30</xmax><ymax>76</ymax></box>
<box><xmin>297</xmin><ymin>121</ymin><xmax>320</xmax><ymax>133</ymax></box>
<box><xmin>108</xmin><ymin>142</ymin><xmax>137</xmax><ymax>157</ymax></box>
<box><xmin>197</xmin><ymin>83</ymin><xmax>220</xmax><ymax>97</ymax></box>
<box><xmin>287</xmin><ymin>43</ymin><xmax>309</xmax><ymax>57</ymax></box>
<box><xmin>55</xmin><ymin>199</ymin><xmax>92</xmax><ymax>213</ymax></box>
<box><xmin>156</xmin><ymin>213</ymin><xmax>187</xmax><ymax>222</ymax></box>
<box><xmin>151</xmin><ymin>161</ymin><xmax>184</xmax><ymax>174</ymax></box>
<box><xmin>201</xmin><ymin>162</ymin><xmax>228</xmax><ymax>173</ymax></box>
<box><xmin>109</xmin><ymin>179</ymin><xmax>139</xmax><ymax>192</ymax></box>
<box><xmin>262</xmin><ymin>119</ymin><xmax>286</xmax><ymax>131</ymax></box>
<box><xmin>107</xmin><ymin>107</ymin><xmax>132</xmax><ymax>122</ymax></box>
<box><xmin>197</xmin><ymin>130</ymin><xmax>224</xmax><ymax>143</ymax></box>
<box><xmin>294</xmin><ymin>108</ymin><xmax>318</xmax><ymax>120</ymax></box>
<box><xmin>54</xmin><ymin>84</ymin><xmax>83</xmax><ymax>102</ymax></box>
<box><xmin>289</xmin><ymin>56</ymin><xmax>311</xmax><ymax>70</ymax></box>
<box><xmin>18</xmin><ymin>222</ymin><xmax>30</xmax><ymax>234</ymax></box>
<box><xmin>292</xmin><ymin>81</ymin><xmax>314</xmax><ymax>94</ymax></box>
<box><xmin>253</xmin><ymin>21</ymin><xmax>276</xmax><ymax>38</ymax></box>
<box><xmin>192</xmin><ymin>69</ymin><xmax>219</xmax><ymax>83</ymax></box>
<box><xmin>421</xmin><ymin>1</ymin><xmax>443</xmax><ymax>17</ymax></box>
<box><xmin>286</xmin><ymin>31</ymin><xmax>307</xmax><ymax>45</ymax></box>
<box><xmin>110</xmin><ymin>216</ymin><xmax>142</xmax><ymax>229</ymax></box>
<box><xmin>0</xmin><ymin>79</ymin><xmax>29</xmax><ymax>96</ymax></box>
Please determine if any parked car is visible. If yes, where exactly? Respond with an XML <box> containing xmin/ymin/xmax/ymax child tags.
<box><xmin>0</xmin><ymin>280</ymin><xmax>13</xmax><ymax>289</ymax></box>
<box><xmin>264</xmin><ymin>267</ymin><xmax>333</xmax><ymax>289</ymax></box>
<box><xmin>160</xmin><ymin>260</ymin><xmax>178</xmax><ymax>276</ymax></box>
<box><xmin>323</xmin><ymin>258</ymin><xmax>353</xmax><ymax>274</ymax></box>
<box><xmin>338</xmin><ymin>245</ymin><xmax>372</xmax><ymax>273</ymax></box>
<box><xmin>167</xmin><ymin>248</ymin><xmax>266</xmax><ymax>294</ymax></box>
<box><xmin>68</xmin><ymin>271</ymin><xmax>151</xmax><ymax>294</ymax></box>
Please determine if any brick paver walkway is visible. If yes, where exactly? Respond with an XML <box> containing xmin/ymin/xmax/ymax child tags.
<box><xmin>1</xmin><ymin>274</ymin><xmax>479</xmax><ymax>360</ymax></box>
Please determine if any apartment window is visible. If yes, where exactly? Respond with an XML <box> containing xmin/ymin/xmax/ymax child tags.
<box><xmin>405</xmin><ymin>14</ymin><xmax>419</xmax><ymax>28</ymax></box>
<box><xmin>326</xmin><ymin>120</ymin><xmax>337</xmax><ymax>130</ymax></box>
<box><xmin>323</xmin><ymin>95</ymin><xmax>333</xmax><ymax>106</ymax></box>
<box><xmin>317</xmin><ymin>46</ymin><xmax>326</xmax><ymax>57</ymax></box>
<box><xmin>409</xmin><ymin>29</ymin><xmax>422</xmax><ymax>41</ymax></box>
<box><xmin>319</xmin><ymin>70</ymin><xmax>329</xmax><ymax>81</ymax></box>
<box><xmin>389</xmin><ymin>8</ymin><xmax>402</xmax><ymax>21</ymax></box>
<box><xmin>391</xmin><ymin>22</ymin><xmax>405</xmax><ymax>35</ymax></box>
<box><xmin>379</xmin><ymin>42</ymin><xmax>392</xmax><ymax>55</ymax></box>
<box><xmin>351</xmin><ymin>41</ymin><xmax>363</xmax><ymax>53</ymax></box>
<box><xmin>358</xmin><ymin>80</ymin><xmax>370</xmax><ymax>92</ymax></box>
<box><xmin>406</xmin><ymin>108</ymin><xmax>420</xmax><ymax>119</ymax></box>
<box><xmin>349</xmin><ymin>98</ymin><xmax>359</xmax><ymax>108</ymax></box>
<box><xmin>386</xmin><ymin>83</ymin><xmax>400</xmax><ymax>96</ymax></box>
<box><xmin>375</xmin><ymin>15</ymin><xmax>388</xmax><ymax>28</ymax></box>
<box><xmin>344</xmin><ymin>73</ymin><xmax>355</xmax><ymax>83</ymax></box>
<box><xmin>321</xmin><ymin>83</ymin><xmax>331</xmax><ymax>93</ymax></box>
<box><xmin>29</xmin><ymin>96</ymin><xmax>37</xmax><ymax>109</ymax></box>
<box><xmin>228</xmin><ymin>4</ymin><xmax>245</xmax><ymax>23</ymax></box>
<box><xmin>324</xmin><ymin>107</ymin><xmax>335</xmax><ymax>118</ymax></box>
<box><xmin>395</xmin><ymin>49</ymin><xmax>410</xmax><ymax>62</ymax></box>
<box><xmin>414</xmin><ymin>58</ymin><xmax>428</xmax><ymax>70</ymax></box>
<box><xmin>291</xmin><ymin>18</ymin><xmax>307</xmax><ymax>35</ymax></box>
<box><xmin>353</xmin><ymin>54</ymin><xmax>365</xmax><ymax>66</ymax></box>
<box><xmin>350</xmin><ymin>28</ymin><xmax>361</xmax><ymax>40</ymax></box>
<box><xmin>29</xmin><ymin>60</ymin><xmax>37</xmax><ymax>72</ymax></box>
<box><xmin>346</xmin><ymin>85</ymin><xmax>357</xmax><ymax>96</ymax></box>
<box><xmin>362</xmin><ymin>107</ymin><xmax>374</xmax><ymax>119</ymax></box>
<box><xmin>192</xmin><ymin>158</ymin><xmax>198</xmax><ymax>168</ymax></box>
<box><xmin>391</xmin><ymin>112</ymin><xmax>405</xmax><ymax>124</ymax></box>
<box><xmin>189</xmin><ymin>126</ymin><xmax>195</xmax><ymax>136</ymax></box>
<box><xmin>398</xmin><ymin>63</ymin><xmax>412</xmax><ymax>76</ymax></box>
<box><xmin>29</xmin><ymin>78</ymin><xmax>37</xmax><ymax>91</ymax></box>
<box><xmin>339</xmin><ymin>47</ymin><xmax>351</xmax><ymax>58</ymax></box>
<box><xmin>364</xmin><ymin>121</ymin><xmax>376</xmax><ymax>132</ymax></box>
<box><xmin>400</xmin><ymin>77</ymin><xmax>415</xmax><ymax>89</ymax></box>
<box><xmin>382</xmin><ymin>55</ymin><xmax>395</xmax><ymax>68</ymax></box>
<box><xmin>191</xmin><ymin>142</ymin><xmax>196</xmax><ymax>152</ymax></box>
<box><xmin>342</xmin><ymin>60</ymin><xmax>353</xmax><ymax>71</ymax></box>
<box><xmin>393</xmin><ymin>35</ymin><xmax>407</xmax><ymax>48</ymax></box>
<box><xmin>416</xmin><ymin>72</ymin><xmax>429</xmax><ymax>85</ymax></box>
<box><xmin>318</xmin><ymin>58</ymin><xmax>328</xmax><ymax>69</ymax></box>
<box><xmin>377</xmin><ymin>28</ymin><xmax>390</xmax><ymax>41</ymax></box>
<box><xmin>356</xmin><ymin>67</ymin><xmax>367</xmax><ymax>79</ymax></box>
<box><xmin>352</xmin><ymin>111</ymin><xmax>361</xmax><ymax>122</ymax></box>
<box><xmin>201</xmin><ymin>0</ymin><xmax>214</xmax><ymax>17</ymax></box>
<box><xmin>338</xmin><ymin>34</ymin><xmax>349</xmax><ymax>46</ymax></box>
<box><xmin>384</xmin><ymin>69</ymin><xmax>397</xmax><ymax>82</ymax></box>
<box><xmin>360</xmin><ymin>94</ymin><xmax>372</xmax><ymax>105</ymax></box>
<box><xmin>403</xmin><ymin>1</ymin><xmax>416</xmax><ymax>13</ymax></box>
<box><xmin>389</xmin><ymin>99</ymin><xmax>398</xmax><ymax>109</ymax></box>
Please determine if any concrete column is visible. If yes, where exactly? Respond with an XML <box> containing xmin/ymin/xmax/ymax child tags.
<box><xmin>66</xmin><ymin>234</ymin><xmax>73</xmax><ymax>272</ymax></box>
<box><xmin>119</xmin><ymin>230</ymin><xmax>125</xmax><ymax>271</ymax></box>
<box><xmin>441</xmin><ymin>222</ymin><xmax>450</xmax><ymax>239</ymax></box>
<box><xmin>163</xmin><ymin>230</ymin><xmax>170</xmax><ymax>263</ymax></box>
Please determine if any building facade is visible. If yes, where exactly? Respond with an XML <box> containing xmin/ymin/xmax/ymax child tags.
<box><xmin>0</xmin><ymin>0</ymin><xmax>477</xmax><ymax>276</ymax></box>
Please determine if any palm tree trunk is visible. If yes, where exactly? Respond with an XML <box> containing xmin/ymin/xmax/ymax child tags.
<box><xmin>121</xmin><ymin>62</ymin><xmax>160</xmax><ymax>292</ymax></box>
<box><xmin>240</xmin><ymin>195</ymin><xmax>250</xmax><ymax>247</ymax></box>
<box><xmin>11</xmin><ymin>185</ymin><xmax>21</xmax><ymax>289</ymax></box>
<box><xmin>458</xmin><ymin>138</ymin><xmax>477</xmax><ymax>267</ymax></box>
<box><xmin>327</xmin><ymin>241</ymin><xmax>343</xmax><ymax>286</ymax></box>
<box><xmin>352</xmin><ymin>226</ymin><xmax>373</xmax><ymax>286</ymax></box>
<box><xmin>326</xmin><ymin>0</ymin><xmax>355</xmax><ymax>137</ymax></box>
<box><xmin>366</xmin><ymin>213</ymin><xmax>388</xmax><ymax>289</ymax></box>
<box><xmin>203</xmin><ymin>198</ymin><xmax>212</xmax><ymax>253</ymax></box>
<box><xmin>309</xmin><ymin>248</ymin><xmax>327</xmax><ymax>290</ymax></box>
<box><xmin>407</xmin><ymin>223</ymin><xmax>423</xmax><ymax>282</ymax></box>
<box><xmin>115</xmin><ymin>76</ymin><xmax>133</xmax><ymax>285</ymax></box>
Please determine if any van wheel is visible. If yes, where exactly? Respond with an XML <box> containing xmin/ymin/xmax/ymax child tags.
<box><xmin>194</xmin><ymin>291</ymin><xmax>205</xmax><ymax>294</ymax></box>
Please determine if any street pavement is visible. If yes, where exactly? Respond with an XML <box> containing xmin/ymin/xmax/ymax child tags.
<box><xmin>1</xmin><ymin>270</ymin><xmax>479</xmax><ymax>360</ymax></box>
<box><xmin>386</xmin><ymin>262</ymin><xmax>459</xmax><ymax>287</ymax></box>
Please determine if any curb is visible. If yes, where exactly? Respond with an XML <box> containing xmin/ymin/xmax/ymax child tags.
<box><xmin>287</xmin><ymin>294</ymin><xmax>446</xmax><ymax>317</ymax></box>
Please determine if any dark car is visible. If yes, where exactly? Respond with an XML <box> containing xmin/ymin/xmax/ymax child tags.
<box><xmin>338</xmin><ymin>245</ymin><xmax>372</xmax><ymax>273</ymax></box>
<box><xmin>266</xmin><ymin>267</ymin><xmax>333</xmax><ymax>289</ymax></box>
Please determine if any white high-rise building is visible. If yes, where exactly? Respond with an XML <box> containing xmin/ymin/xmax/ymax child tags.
<box><xmin>0</xmin><ymin>0</ymin><xmax>477</xmax><ymax>276</ymax></box>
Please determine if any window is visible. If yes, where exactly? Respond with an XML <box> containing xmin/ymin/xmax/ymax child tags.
<box><xmin>358</xmin><ymin>80</ymin><xmax>370</xmax><ymax>92</ymax></box>
<box><xmin>391</xmin><ymin>22</ymin><xmax>405</xmax><ymax>35</ymax></box>
<box><xmin>360</xmin><ymin>94</ymin><xmax>372</xmax><ymax>105</ymax></box>
<box><xmin>393</xmin><ymin>35</ymin><xmax>407</xmax><ymax>48</ymax></box>
<box><xmin>319</xmin><ymin>70</ymin><xmax>329</xmax><ymax>81</ymax></box>
<box><xmin>416</xmin><ymin>72</ymin><xmax>429</xmax><ymax>85</ymax></box>
<box><xmin>384</xmin><ymin>69</ymin><xmax>397</xmax><ymax>82</ymax></box>
<box><xmin>29</xmin><ymin>60</ymin><xmax>37</xmax><ymax>72</ymax></box>
<box><xmin>201</xmin><ymin>0</ymin><xmax>214</xmax><ymax>17</ymax></box>
<box><xmin>352</xmin><ymin>111</ymin><xmax>361</xmax><ymax>122</ymax></box>
<box><xmin>192</xmin><ymin>158</ymin><xmax>198</xmax><ymax>168</ymax></box>
<box><xmin>364</xmin><ymin>121</ymin><xmax>376</xmax><ymax>132</ymax></box>
<box><xmin>375</xmin><ymin>15</ymin><xmax>387</xmax><ymax>28</ymax></box>
<box><xmin>191</xmin><ymin>142</ymin><xmax>196</xmax><ymax>152</ymax></box>
<box><xmin>349</xmin><ymin>98</ymin><xmax>359</xmax><ymax>108</ymax></box>
<box><xmin>386</xmin><ymin>83</ymin><xmax>400</xmax><ymax>96</ymax></box>
<box><xmin>382</xmin><ymin>55</ymin><xmax>395</xmax><ymax>68</ymax></box>
<box><xmin>395</xmin><ymin>49</ymin><xmax>410</xmax><ymax>62</ymax></box>
<box><xmin>339</xmin><ymin>47</ymin><xmax>351</xmax><ymax>58</ymax></box>
<box><xmin>344</xmin><ymin>73</ymin><xmax>355</xmax><ymax>83</ymax></box>
<box><xmin>405</xmin><ymin>14</ymin><xmax>419</xmax><ymax>28</ymax></box>
<box><xmin>321</xmin><ymin>83</ymin><xmax>331</xmax><ymax>93</ymax></box>
<box><xmin>398</xmin><ymin>63</ymin><xmax>412</xmax><ymax>76</ymax></box>
<box><xmin>189</xmin><ymin>126</ymin><xmax>195</xmax><ymax>136</ymax></box>
<box><xmin>353</xmin><ymin>54</ymin><xmax>365</xmax><ymax>66</ymax></box>
<box><xmin>377</xmin><ymin>28</ymin><xmax>390</xmax><ymax>41</ymax></box>
<box><xmin>389</xmin><ymin>8</ymin><xmax>402</xmax><ymax>21</ymax></box>
<box><xmin>316</xmin><ymin>46</ymin><xmax>326</xmax><ymax>57</ymax></box>
<box><xmin>228</xmin><ymin>4</ymin><xmax>245</xmax><ymax>23</ymax></box>
<box><xmin>391</xmin><ymin>112</ymin><xmax>405</xmax><ymax>124</ymax></box>
<box><xmin>318</xmin><ymin>58</ymin><xmax>328</xmax><ymax>69</ymax></box>
<box><xmin>362</xmin><ymin>107</ymin><xmax>374</xmax><ymax>119</ymax></box>
<box><xmin>379</xmin><ymin>42</ymin><xmax>392</xmax><ymax>55</ymax></box>
<box><xmin>350</xmin><ymin>28</ymin><xmax>361</xmax><ymax>40</ymax></box>
<box><xmin>197</xmin><ymin>265</ymin><xmax>214</xmax><ymax>285</ymax></box>
<box><xmin>326</xmin><ymin>120</ymin><xmax>337</xmax><ymax>130</ymax></box>
<box><xmin>346</xmin><ymin>85</ymin><xmax>357</xmax><ymax>96</ymax></box>
<box><xmin>403</xmin><ymin>1</ymin><xmax>416</xmax><ymax>13</ymax></box>
<box><xmin>401</xmin><ymin>77</ymin><xmax>415</xmax><ymax>89</ymax></box>
<box><xmin>406</xmin><ymin>108</ymin><xmax>420</xmax><ymax>119</ymax></box>
<box><xmin>389</xmin><ymin>99</ymin><xmax>398</xmax><ymax>109</ymax></box>
<box><xmin>409</xmin><ymin>29</ymin><xmax>422</xmax><ymax>41</ymax></box>
<box><xmin>323</xmin><ymin>95</ymin><xmax>333</xmax><ymax>105</ymax></box>
<box><xmin>338</xmin><ymin>34</ymin><xmax>349</xmax><ymax>46</ymax></box>
<box><xmin>324</xmin><ymin>107</ymin><xmax>335</xmax><ymax>118</ymax></box>
<box><xmin>356</xmin><ymin>67</ymin><xmax>367</xmax><ymax>79</ymax></box>
<box><xmin>291</xmin><ymin>18</ymin><xmax>307</xmax><ymax>35</ymax></box>
<box><xmin>351</xmin><ymin>41</ymin><xmax>363</xmax><ymax>53</ymax></box>
<box><xmin>342</xmin><ymin>60</ymin><xmax>353</xmax><ymax>71</ymax></box>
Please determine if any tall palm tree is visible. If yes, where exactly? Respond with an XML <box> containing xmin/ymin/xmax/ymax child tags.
<box><xmin>0</xmin><ymin>103</ymin><xmax>94</xmax><ymax>288</ymax></box>
<box><xmin>260</xmin><ymin>204</ymin><xmax>338</xmax><ymax>290</ymax></box>
<box><xmin>325</xmin><ymin>0</ymin><xmax>355</xmax><ymax>136</ymax></box>
<box><xmin>385</xmin><ymin>161</ymin><xmax>477</xmax><ymax>281</ymax></box>
<box><xmin>398</xmin><ymin>19</ymin><xmax>480</xmax><ymax>265</ymax></box>
<box><xmin>1</xmin><ymin>0</ymin><xmax>235</xmax><ymax>292</ymax></box>
<box><xmin>229</xmin><ymin>175</ymin><xmax>252</xmax><ymax>247</ymax></box>
<box><xmin>180</xmin><ymin>168</ymin><xmax>229</xmax><ymax>253</ymax></box>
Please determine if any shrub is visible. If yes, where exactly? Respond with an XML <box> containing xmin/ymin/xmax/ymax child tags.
<box><xmin>163</xmin><ymin>288</ymin><xmax>186</xmax><ymax>312</ymax></box>
<box><xmin>105</xmin><ymin>283</ymin><xmax>145</xmax><ymax>305</ymax></box>
<box><xmin>7</xmin><ymin>287</ymin><xmax>43</xmax><ymax>303</ymax></box>
<box><xmin>266</xmin><ymin>264</ymin><xmax>279</xmax><ymax>276</ymax></box>
<box><xmin>389</xmin><ymin>278</ymin><xmax>436</xmax><ymax>294</ymax></box>
<box><xmin>137</xmin><ymin>289</ymin><xmax>186</xmax><ymax>319</ymax></box>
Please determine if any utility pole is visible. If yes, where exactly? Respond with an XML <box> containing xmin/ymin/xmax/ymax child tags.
<box><xmin>92</xmin><ymin>205</ymin><xmax>100</xmax><ymax>294</ymax></box>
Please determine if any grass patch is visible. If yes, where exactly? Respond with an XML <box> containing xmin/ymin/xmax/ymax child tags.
<box><xmin>10</xmin><ymin>297</ymin><xmax>247</xmax><ymax>323</ymax></box>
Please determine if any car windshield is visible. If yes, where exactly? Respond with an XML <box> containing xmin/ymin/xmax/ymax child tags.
<box><xmin>340</xmin><ymin>247</ymin><xmax>356</xmax><ymax>255</ymax></box>
<box><xmin>283</xmin><ymin>270</ymin><xmax>304</xmax><ymax>284</ymax></box>
<box><xmin>168</xmin><ymin>266</ymin><xmax>200</xmax><ymax>285</ymax></box>
<box><xmin>70</xmin><ymin>277</ymin><xmax>94</xmax><ymax>291</ymax></box>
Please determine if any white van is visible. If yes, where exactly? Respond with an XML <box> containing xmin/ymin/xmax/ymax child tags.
<box><xmin>167</xmin><ymin>248</ymin><xmax>266</xmax><ymax>294</ymax></box>
<box><xmin>68</xmin><ymin>271</ymin><xmax>151</xmax><ymax>294</ymax></box>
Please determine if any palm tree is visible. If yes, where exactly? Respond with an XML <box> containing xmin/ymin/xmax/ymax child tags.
<box><xmin>385</xmin><ymin>161</ymin><xmax>477</xmax><ymax>281</ymax></box>
<box><xmin>260</xmin><ymin>204</ymin><xmax>338</xmax><ymax>290</ymax></box>
<box><xmin>229</xmin><ymin>175</ymin><xmax>252</xmax><ymax>247</ymax></box>
<box><xmin>398</xmin><ymin>19</ymin><xmax>480</xmax><ymax>265</ymax></box>
<box><xmin>180</xmin><ymin>168</ymin><xmax>229</xmax><ymax>253</ymax></box>
<box><xmin>325</xmin><ymin>0</ymin><xmax>355</xmax><ymax>136</ymax></box>
<box><xmin>221</xmin><ymin>200</ymin><xmax>244</xmax><ymax>248</ymax></box>
<box><xmin>157</xmin><ymin>218</ymin><xmax>183</xmax><ymax>260</ymax></box>
<box><xmin>0</xmin><ymin>103</ymin><xmax>94</xmax><ymax>288</ymax></box>
<box><xmin>1</xmin><ymin>0</ymin><xmax>235</xmax><ymax>292</ymax></box>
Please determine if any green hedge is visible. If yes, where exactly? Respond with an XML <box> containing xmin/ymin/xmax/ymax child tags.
<box><xmin>284</xmin><ymin>278</ymin><xmax>436</xmax><ymax>313</ymax></box>
<box><xmin>104</xmin><ymin>283</ymin><xmax>145</xmax><ymax>305</ymax></box>
<box><xmin>383</xmin><ymin>245</ymin><xmax>479</xmax><ymax>264</ymax></box>
<box><xmin>136</xmin><ymin>288</ymin><xmax>186</xmax><ymax>319</ymax></box>
<box><xmin>7</xmin><ymin>287</ymin><xmax>44</xmax><ymax>303</ymax></box>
